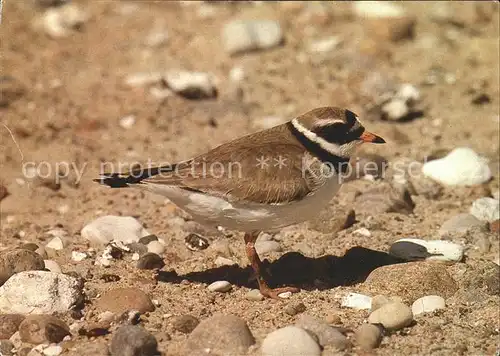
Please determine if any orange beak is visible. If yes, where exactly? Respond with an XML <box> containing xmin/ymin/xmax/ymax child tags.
<box><xmin>359</xmin><ymin>131</ymin><xmax>385</xmax><ymax>144</ymax></box>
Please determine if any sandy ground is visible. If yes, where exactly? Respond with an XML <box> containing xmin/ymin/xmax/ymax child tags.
<box><xmin>1</xmin><ymin>1</ymin><xmax>499</xmax><ymax>355</ymax></box>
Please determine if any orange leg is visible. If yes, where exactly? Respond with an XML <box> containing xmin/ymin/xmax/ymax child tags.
<box><xmin>244</xmin><ymin>231</ymin><xmax>299</xmax><ymax>299</ymax></box>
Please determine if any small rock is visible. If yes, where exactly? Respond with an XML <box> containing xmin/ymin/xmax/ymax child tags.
<box><xmin>19</xmin><ymin>315</ymin><xmax>70</xmax><ymax>344</ymax></box>
<box><xmin>245</xmin><ymin>289</ymin><xmax>264</xmax><ymax>301</ymax></box>
<box><xmin>296</xmin><ymin>314</ymin><xmax>349</xmax><ymax>350</ymax></box>
<box><xmin>42</xmin><ymin>345</ymin><xmax>63</xmax><ymax>356</ymax></box>
<box><xmin>138</xmin><ymin>235</ymin><xmax>158</xmax><ymax>245</ymax></box>
<box><xmin>71</xmin><ymin>251</ymin><xmax>88</xmax><ymax>262</ymax></box>
<box><xmin>439</xmin><ymin>213</ymin><xmax>488</xmax><ymax>237</ymax></box>
<box><xmin>0</xmin><ymin>249</ymin><xmax>46</xmax><ymax>286</ymax></box>
<box><xmin>363</xmin><ymin>262</ymin><xmax>458</xmax><ymax>303</ymax></box>
<box><xmin>136</xmin><ymin>253</ymin><xmax>165</xmax><ymax>270</ymax></box>
<box><xmin>341</xmin><ymin>292</ymin><xmax>372</xmax><ymax>310</ymax></box>
<box><xmin>45</xmin><ymin>236</ymin><xmax>65</xmax><ymax>251</ymax></box>
<box><xmin>381</xmin><ymin>98</ymin><xmax>409</xmax><ymax>121</ymax></box>
<box><xmin>119</xmin><ymin>115</ymin><xmax>135</xmax><ymax>129</ymax></box>
<box><xmin>110</xmin><ymin>325</ymin><xmax>158</xmax><ymax>356</ymax></box>
<box><xmin>0</xmin><ymin>314</ymin><xmax>25</xmax><ymax>339</ymax></box>
<box><xmin>222</xmin><ymin>20</ymin><xmax>283</xmax><ymax>55</ymax></box>
<box><xmin>307</xmin><ymin>37</ymin><xmax>342</xmax><ymax>53</ymax></box>
<box><xmin>214</xmin><ymin>256</ymin><xmax>236</xmax><ymax>267</ymax></box>
<box><xmin>284</xmin><ymin>302</ymin><xmax>306</xmax><ymax>316</ymax></box>
<box><xmin>353</xmin><ymin>228</ymin><xmax>371</xmax><ymax>237</ymax></box>
<box><xmin>355</xmin><ymin>323</ymin><xmax>383</xmax><ymax>350</ymax></box>
<box><xmin>39</xmin><ymin>4</ymin><xmax>88</xmax><ymax>38</ymax></box>
<box><xmin>411</xmin><ymin>295</ymin><xmax>446</xmax><ymax>316</ymax></box>
<box><xmin>353</xmin><ymin>1</ymin><xmax>405</xmax><ymax>18</ymax></box>
<box><xmin>43</xmin><ymin>260</ymin><xmax>62</xmax><ymax>273</ymax></box>
<box><xmin>355</xmin><ymin>182</ymin><xmax>414</xmax><ymax>215</ymax></box>
<box><xmin>127</xmin><ymin>243</ymin><xmax>148</xmax><ymax>255</ymax></box>
<box><xmin>207</xmin><ymin>281</ymin><xmax>232</xmax><ymax>293</ymax></box>
<box><xmin>309</xmin><ymin>208</ymin><xmax>356</xmax><ymax>233</ymax></box>
<box><xmin>0</xmin><ymin>271</ymin><xmax>83</xmax><ymax>314</ymax></box>
<box><xmin>95</xmin><ymin>288</ymin><xmax>155</xmax><ymax>314</ymax></box>
<box><xmin>164</xmin><ymin>71</ymin><xmax>217</xmax><ymax>99</ymax></box>
<box><xmin>389</xmin><ymin>238</ymin><xmax>464</xmax><ymax>262</ymax></box>
<box><xmin>470</xmin><ymin>197</ymin><xmax>500</xmax><ymax>222</ymax></box>
<box><xmin>262</xmin><ymin>326</ymin><xmax>321</xmax><ymax>356</ymax></box>
<box><xmin>255</xmin><ymin>240</ymin><xmax>282</xmax><ymax>255</ymax></box>
<box><xmin>278</xmin><ymin>291</ymin><xmax>292</xmax><ymax>299</ymax></box>
<box><xmin>124</xmin><ymin>72</ymin><xmax>163</xmax><ymax>87</ymax></box>
<box><xmin>368</xmin><ymin>302</ymin><xmax>413</xmax><ymax>330</ymax></box>
<box><xmin>172</xmin><ymin>315</ymin><xmax>200</xmax><ymax>334</ymax></box>
<box><xmin>422</xmin><ymin>148</ymin><xmax>491</xmax><ymax>186</ymax></box>
<box><xmin>146</xmin><ymin>241</ymin><xmax>165</xmax><ymax>255</ymax></box>
<box><xmin>186</xmin><ymin>314</ymin><xmax>255</xmax><ymax>355</ymax></box>
<box><xmin>184</xmin><ymin>233</ymin><xmax>209</xmax><ymax>251</ymax></box>
<box><xmin>81</xmin><ymin>216</ymin><xmax>149</xmax><ymax>246</ymax></box>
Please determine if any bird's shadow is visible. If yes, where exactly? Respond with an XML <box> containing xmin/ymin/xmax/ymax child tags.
<box><xmin>157</xmin><ymin>246</ymin><xmax>405</xmax><ymax>291</ymax></box>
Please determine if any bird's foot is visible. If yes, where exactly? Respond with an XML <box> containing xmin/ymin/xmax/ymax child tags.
<box><xmin>259</xmin><ymin>285</ymin><xmax>300</xmax><ymax>299</ymax></box>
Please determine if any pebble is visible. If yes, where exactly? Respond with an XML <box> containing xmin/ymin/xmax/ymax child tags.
<box><xmin>71</xmin><ymin>251</ymin><xmax>88</xmax><ymax>262</ymax></box>
<box><xmin>124</xmin><ymin>72</ymin><xmax>163</xmax><ymax>88</ymax></box>
<box><xmin>355</xmin><ymin>323</ymin><xmax>383</xmax><ymax>350</ymax></box>
<box><xmin>0</xmin><ymin>314</ymin><xmax>25</xmax><ymax>339</ymax></box>
<box><xmin>245</xmin><ymin>289</ymin><xmax>264</xmax><ymax>301</ymax></box>
<box><xmin>341</xmin><ymin>292</ymin><xmax>372</xmax><ymax>310</ymax></box>
<box><xmin>422</xmin><ymin>148</ymin><xmax>491</xmax><ymax>186</ymax></box>
<box><xmin>439</xmin><ymin>213</ymin><xmax>488</xmax><ymax>237</ymax></box>
<box><xmin>389</xmin><ymin>238</ymin><xmax>464</xmax><ymax>262</ymax></box>
<box><xmin>207</xmin><ymin>280</ymin><xmax>232</xmax><ymax>293</ymax></box>
<box><xmin>470</xmin><ymin>197</ymin><xmax>500</xmax><ymax>222</ymax></box>
<box><xmin>307</xmin><ymin>36</ymin><xmax>342</xmax><ymax>53</ymax></box>
<box><xmin>353</xmin><ymin>228</ymin><xmax>371</xmax><ymax>237</ymax></box>
<box><xmin>184</xmin><ymin>233</ymin><xmax>209</xmax><ymax>251</ymax></box>
<box><xmin>354</xmin><ymin>182</ymin><xmax>414</xmax><ymax>215</ymax></box>
<box><xmin>284</xmin><ymin>302</ymin><xmax>306</xmax><ymax>316</ymax></box>
<box><xmin>309</xmin><ymin>208</ymin><xmax>356</xmax><ymax>234</ymax></box>
<box><xmin>0</xmin><ymin>249</ymin><xmax>45</xmax><ymax>285</ymax></box>
<box><xmin>42</xmin><ymin>345</ymin><xmax>63</xmax><ymax>356</ymax></box>
<box><xmin>39</xmin><ymin>3</ymin><xmax>88</xmax><ymax>38</ymax></box>
<box><xmin>0</xmin><ymin>271</ymin><xmax>83</xmax><ymax>314</ymax></box>
<box><xmin>214</xmin><ymin>256</ymin><xmax>236</xmax><ymax>267</ymax></box>
<box><xmin>411</xmin><ymin>295</ymin><xmax>446</xmax><ymax>316</ymax></box>
<box><xmin>136</xmin><ymin>253</ymin><xmax>165</xmax><ymax>270</ymax></box>
<box><xmin>146</xmin><ymin>241</ymin><xmax>165</xmax><ymax>255</ymax></box>
<box><xmin>172</xmin><ymin>315</ymin><xmax>200</xmax><ymax>334</ymax></box>
<box><xmin>368</xmin><ymin>302</ymin><xmax>413</xmax><ymax>330</ymax></box>
<box><xmin>295</xmin><ymin>314</ymin><xmax>349</xmax><ymax>350</ymax></box>
<box><xmin>364</xmin><ymin>262</ymin><xmax>458</xmax><ymax>303</ymax></box>
<box><xmin>186</xmin><ymin>314</ymin><xmax>255</xmax><ymax>355</ymax></box>
<box><xmin>43</xmin><ymin>260</ymin><xmax>62</xmax><ymax>273</ymax></box>
<box><xmin>353</xmin><ymin>1</ymin><xmax>405</xmax><ymax>18</ymax></box>
<box><xmin>370</xmin><ymin>295</ymin><xmax>391</xmax><ymax>312</ymax></box>
<box><xmin>19</xmin><ymin>315</ymin><xmax>70</xmax><ymax>344</ymax></box>
<box><xmin>229</xmin><ymin>66</ymin><xmax>245</xmax><ymax>82</ymax></box>
<box><xmin>45</xmin><ymin>236</ymin><xmax>65</xmax><ymax>251</ymax></box>
<box><xmin>222</xmin><ymin>20</ymin><xmax>283</xmax><ymax>55</ymax></box>
<box><xmin>81</xmin><ymin>216</ymin><xmax>150</xmax><ymax>246</ymax></box>
<box><xmin>95</xmin><ymin>288</ymin><xmax>155</xmax><ymax>314</ymax></box>
<box><xmin>119</xmin><ymin>115</ymin><xmax>135</xmax><ymax>129</ymax></box>
<box><xmin>255</xmin><ymin>240</ymin><xmax>282</xmax><ymax>255</ymax></box>
<box><xmin>261</xmin><ymin>326</ymin><xmax>321</xmax><ymax>356</ymax></box>
<box><xmin>110</xmin><ymin>325</ymin><xmax>158</xmax><ymax>356</ymax></box>
<box><xmin>164</xmin><ymin>71</ymin><xmax>217</xmax><ymax>100</ymax></box>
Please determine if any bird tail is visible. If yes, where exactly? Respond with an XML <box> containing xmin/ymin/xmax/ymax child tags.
<box><xmin>93</xmin><ymin>165</ymin><xmax>173</xmax><ymax>188</ymax></box>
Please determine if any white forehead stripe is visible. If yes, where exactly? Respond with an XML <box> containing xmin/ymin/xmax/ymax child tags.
<box><xmin>291</xmin><ymin>118</ymin><xmax>350</xmax><ymax>158</ymax></box>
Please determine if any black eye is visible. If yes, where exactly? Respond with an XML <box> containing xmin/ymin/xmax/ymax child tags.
<box><xmin>314</xmin><ymin>124</ymin><xmax>350</xmax><ymax>144</ymax></box>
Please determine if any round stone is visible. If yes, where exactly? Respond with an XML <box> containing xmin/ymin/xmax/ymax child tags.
<box><xmin>146</xmin><ymin>241</ymin><xmax>165</xmax><ymax>255</ymax></box>
<box><xmin>0</xmin><ymin>249</ymin><xmax>45</xmax><ymax>286</ymax></box>
<box><xmin>172</xmin><ymin>315</ymin><xmax>200</xmax><ymax>334</ymax></box>
<box><xmin>368</xmin><ymin>302</ymin><xmax>413</xmax><ymax>330</ymax></box>
<box><xmin>136</xmin><ymin>253</ymin><xmax>165</xmax><ymax>270</ymax></box>
<box><xmin>110</xmin><ymin>325</ymin><xmax>158</xmax><ymax>356</ymax></box>
<box><xmin>19</xmin><ymin>315</ymin><xmax>70</xmax><ymax>344</ymax></box>
<box><xmin>262</xmin><ymin>326</ymin><xmax>321</xmax><ymax>356</ymax></box>
<box><xmin>355</xmin><ymin>323</ymin><xmax>383</xmax><ymax>350</ymax></box>
<box><xmin>95</xmin><ymin>288</ymin><xmax>155</xmax><ymax>314</ymax></box>
<box><xmin>411</xmin><ymin>295</ymin><xmax>446</xmax><ymax>316</ymax></box>
<box><xmin>207</xmin><ymin>281</ymin><xmax>232</xmax><ymax>293</ymax></box>
<box><xmin>0</xmin><ymin>314</ymin><xmax>25</xmax><ymax>339</ymax></box>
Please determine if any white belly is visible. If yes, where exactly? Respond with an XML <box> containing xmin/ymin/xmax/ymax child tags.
<box><xmin>141</xmin><ymin>177</ymin><xmax>342</xmax><ymax>232</ymax></box>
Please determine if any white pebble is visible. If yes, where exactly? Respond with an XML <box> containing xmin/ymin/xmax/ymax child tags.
<box><xmin>119</xmin><ymin>115</ymin><xmax>135</xmax><ymax>129</ymax></box>
<box><xmin>40</xmin><ymin>4</ymin><xmax>88</xmax><ymax>38</ymax></box>
<box><xmin>397</xmin><ymin>83</ymin><xmax>420</xmax><ymax>103</ymax></box>
<box><xmin>307</xmin><ymin>37</ymin><xmax>342</xmax><ymax>53</ymax></box>
<box><xmin>124</xmin><ymin>72</ymin><xmax>163</xmax><ymax>87</ymax></box>
<box><xmin>43</xmin><ymin>345</ymin><xmax>63</xmax><ymax>356</ymax></box>
<box><xmin>470</xmin><ymin>197</ymin><xmax>499</xmax><ymax>222</ymax></box>
<box><xmin>353</xmin><ymin>1</ymin><xmax>405</xmax><ymax>18</ymax></box>
<box><xmin>229</xmin><ymin>66</ymin><xmax>245</xmax><ymax>82</ymax></box>
<box><xmin>131</xmin><ymin>253</ymin><xmax>140</xmax><ymax>261</ymax></box>
<box><xmin>353</xmin><ymin>228</ymin><xmax>371</xmax><ymax>237</ymax></box>
<box><xmin>214</xmin><ymin>256</ymin><xmax>236</xmax><ymax>267</ymax></box>
<box><xmin>46</xmin><ymin>236</ymin><xmax>65</xmax><ymax>251</ymax></box>
<box><xmin>222</xmin><ymin>20</ymin><xmax>283</xmax><ymax>55</ymax></box>
<box><xmin>262</xmin><ymin>326</ymin><xmax>321</xmax><ymax>356</ymax></box>
<box><xmin>422</xmin><ymin>148</ymin><xmax>491</xmax><ymax>186</ymax></box>
<box><xmin>381</xmin><ymin>99</ymin><xmax>409</xmax><ymax>121</ymax></box>
<box><xmin>147</xmin><ymin>240</ymin><xmax>165</xmax><ymax>255</ymax></box>
<box><xmin>368</xmin><ymin>302</ymin><xmax>413</xmax><ymax>330</ymax></box>
<box><xmin>245</xmin><ymin>289</ymin><xmax>264</xmax><ymax>301</ymax></box>
<box><xmin>411</xmin><ymin>295</ymin><xmax>445</xmax><ymax>316</ymax></box>
<box><xmin>255</xmin><ymin>240</ymin><xmax>282</xmax><ymax>255</ymax></box>
<box><xmin>164</xmin><ymin>71</ymin><xmax>217</xmax><ymax>99</ymax></box>
<box><xmin>81</xmin><ymin>215</ymin><xmax>149</xmax><ymax>246</ymax></box>
<box><xmin>278</xmin><ymin>291</ymin><xmax>292</xmax><ymax>299</ymax></box>
<box><xmin>207</xmin><ymin>281</ymin><xmax>232</xmax><ymax>293</ymax></box>
<box><xmin>71</xmin><ymin>251</ymin><xmax>88</xmax><ymax>262</ymax></box>
<box><xmin>341</xmin><ymin>292</ymin><xmax>372</xmax><ymax>310</ymax></box>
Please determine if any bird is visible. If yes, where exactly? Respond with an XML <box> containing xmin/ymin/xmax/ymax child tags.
<box><xmin>95</xmin><ymin>107</ymin><xmax>385</xmax><ymax>299</ymax></box>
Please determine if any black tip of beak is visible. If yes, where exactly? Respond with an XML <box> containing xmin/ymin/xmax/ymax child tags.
<box><xmin>373</xmin><ymin>136</ymin><xmax>386</xmax><ymax>144</ymax></box>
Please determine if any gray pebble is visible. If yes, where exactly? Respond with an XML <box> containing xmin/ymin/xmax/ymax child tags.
<box><xmin>19</xmin><ymin>315</ymin><xmax>70</xmax><ymax>344</ymax></box>
<box><xmin>110</xmin><ymin>325</ymin><xmax>158</xmax><ymax>356</ymax></box>
<box><xmin>262</xmin><ymin>326</ymin><xmax>321</xmax><ymax>356</ymax></box>
<box><xmin>136</xmin><ymin>253</ymin><xmax>165</xmax><ymax>270</ymax></box>
<box><xmin>284</xmin><ymin>302</ymin><xmax>306</xmax><ymax>316</ymax></box>
<box><xmin>172</xmin><ymin>315</ymin><xmax>199</xmax><ymax>334</ymax></box>
<box><xmin>138</xmin><ymin>235</ymin><xmax>158</xmax><ymax>245</ymax></box>
<box><xmin>0</xmin><ymin>249</ymin><xmax>45</xmax><ymax>286</ymax></box>
<box><xmin>470</xmin><ymin>197</ymin><xmax>500</xmax><ymax>222</ymax></box>
<box><xmin>295</xmin><ymin>314</ymin><xmax>349</xmax><ymax>350</ymax></box>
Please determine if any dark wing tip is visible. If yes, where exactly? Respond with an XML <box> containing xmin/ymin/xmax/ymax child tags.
<box><xmin>93</xmin><ymin>173</ymin><xmax>133</xmax><ymax>188</ymax></box>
